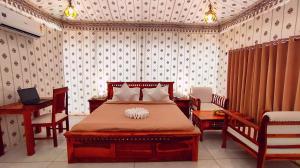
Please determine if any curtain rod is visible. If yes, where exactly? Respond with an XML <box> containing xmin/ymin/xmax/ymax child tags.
<box><xmin>228</xmin><ymin>35</ymin><xmax>300</xmax><ymax>52</ymax></box>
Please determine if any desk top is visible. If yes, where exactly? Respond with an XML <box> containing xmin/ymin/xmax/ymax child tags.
<box><xmin>174</xmin><ymin>96</ymin><xmax>190</xmax><ymax>101</ymax></box>
<box><xmin>0</xmin><ymin>98</ymin><xmax>52</xmax><ymax>114</ymax></box>
<box><xmin>192</xmin><ymin>111</ymin><xmax>224</xmax><ymax>120</ymax></box>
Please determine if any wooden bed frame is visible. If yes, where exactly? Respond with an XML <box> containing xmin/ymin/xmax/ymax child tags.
<box><xmin>64</xmin><ymin>82</ymin><xmax>200</xmax><ymax>163</ymax></box>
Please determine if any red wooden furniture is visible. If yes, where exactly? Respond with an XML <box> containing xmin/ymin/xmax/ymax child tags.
<box><xmin>32</xmin><ymin>87</ymin><xmax>69</xmax><ymax>147</ymax></box>
<box><xmin>192</xmin><ymin>111</ymin><xmax>224</xmax><ymax>141</ymax></box>
<box><xmin>106</xmin><ymin>81</ymin><xmax>174</xmax><ymax>100</ymax></box>
<box><xmin>173</xmin><ymin>97</ymin><xmax>191</xmax><ymax>118</ymax></box>
<box><xmin>0</xmin><ymin>98</ymin><xmax>52</xmax><ymax>156</ymax></box>
<box><xmin>88</xmin><ymin>97</ymin><xmax>107</xmax><ymax>113</ymax></box>
<box><xmin>222</xmin><ymin>110</ymin><xmax>300</xmax><ymax>168</ymax></box>
<box><xmin>89</xmin><ymin>82</ymin><xmax>190</xmax><ymax>117</ymax></box>
<box><xmin>190</xmin><ymin>94</ymin><xmax>228</xmax><ymax>110</ymax></box>
<box><xmin>65</xmin><ymin>81</ymin><xmax>200</xmax><ymax>163</ymax></box>
<box><xmin>189</xmin><ymin>87</ymin><xmax>228</xmax><ymax>111</ymax></box>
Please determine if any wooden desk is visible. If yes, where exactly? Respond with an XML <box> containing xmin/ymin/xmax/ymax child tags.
<box><xmin>88</xmin><ymin>98</ymin><xmax>107</xmax><ymax>113</ymax></box>
<box><xmin>0</xmin><ymin>98</ymin><xmax>52</xmax><ymax>156</ymax></box>
<box><xmin>192</xmin><ymin>111</ymin><xmax>224</xmax><ymax>141</ymax></box>
<box><xmin>192</xmin><ymin>110</ymin><xmax>253</xmax><ymax>141</ymax></box>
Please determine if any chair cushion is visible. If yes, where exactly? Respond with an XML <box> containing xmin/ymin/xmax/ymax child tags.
<box><xmin>32</xmin><ymin>113</ymin><xmax>67</xmax><ymax>124</ymax></box>
<box><xmin>263</xmin><ymin>111</ymin><xmax>300</xmax><ymax>122</ymax></box>
<box><xmin>201</xmin><ymin>103</ymin><xmax>224</xmax><ymax>111</ymax></box>
<box><xmin>190</xmin><ymin>87</ymin><xmax>212</xmax><ymax>103</ymax></box>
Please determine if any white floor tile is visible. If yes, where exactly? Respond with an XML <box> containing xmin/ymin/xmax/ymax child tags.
<box><xmin>0</xmin><ymin>162</ymin><xmax>51</xmax><ymax>168</ymax></box>
<box><xmin>216</xmin><ymin>159</ymin><xmax>300</xmax><ymax>168</ymax></box>
<box><xmin>208</xmin><ymin>148</ymin><xmax>252</xmax><ymax>159</ymax></box>
<box><xmin>134</xmin><ymin>160</ymin><xmax>220</xmax><ymax>168</ymax></box>
<box><xmin>198</xmin><ymin>143</ymin><xmax>214</xmax><ymax>160</ymax></box>
<box><xmin>0</xmin><ymin>140</ymin><xmax>66</xmax><ymax>162</ymax></box>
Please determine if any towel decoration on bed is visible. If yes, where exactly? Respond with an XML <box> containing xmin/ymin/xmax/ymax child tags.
<box><xmin>124</xmin><ymin>108</ymin><xmax>149</xmax><ymax>119</ymax></box>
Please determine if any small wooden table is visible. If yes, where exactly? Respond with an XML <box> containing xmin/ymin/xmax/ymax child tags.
<box><xmin>174</xmin><ymin>97</ymin><xmax>191</xmax><ymax>118</ymax></box>
<box><xmin>192</xmin><ymin>110</ymin><xmax>224</xmax><ymax>141</ymax></box>
<box><xmin>88</xmin><ymin>98</ymin><xmax>107</xmax><ymax>113</ymax></box>
<box><xmin>0</xmin><ymin>98</ymin><xmax>52</xmax><ymax>156</ymax></box>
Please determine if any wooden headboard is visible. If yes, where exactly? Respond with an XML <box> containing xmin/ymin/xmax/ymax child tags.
<box><xmin>107</xmin><ymin>82</ymin><xmax>174</xmax><ymax>100</ymax></box>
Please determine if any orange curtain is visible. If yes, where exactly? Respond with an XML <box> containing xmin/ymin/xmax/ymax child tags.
<box><xmin>227</xmin><ymin>37</ymin><xmax>300</xmax><ymax>123</ymax></box>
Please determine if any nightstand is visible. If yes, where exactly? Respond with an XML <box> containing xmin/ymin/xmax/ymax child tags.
<box><xmin>174</xmin><ymin>97</ymin><xmax>191</xmax><ymax>118</ymax></box>
<box><xmin>88</xmin><ymin>97</ymin><xmax>107</xmax><ymax>113</ymax></box>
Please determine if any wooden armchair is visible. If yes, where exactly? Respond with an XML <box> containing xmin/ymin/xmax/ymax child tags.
<box><xmin>32</xmin><ymin>87</ymin><xmax>69</xmax><ymax>147</ymax></box>
<box><xmin>222</xmin><ymin>110</ymin><xmax>300</xmax><ymax>168</ymax></box>
<box><xmin>189</xmin><ymin>87</ymin><xmax>228</xmax><ymax>111</ymax></box>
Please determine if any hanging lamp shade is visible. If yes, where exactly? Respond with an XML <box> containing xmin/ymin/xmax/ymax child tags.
<box><xmin>64</xmin><ymin>0</ymin><xmax>77</xmax><ymax>19</ymax></box>
<box><xmin>204</xmin><ymin>3</ymin><xmax>217</xmax><ymax>23</ymax></box>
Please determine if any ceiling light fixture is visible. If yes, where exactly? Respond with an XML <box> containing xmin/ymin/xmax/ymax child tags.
<box><xmin>204</xmin><ymin>1</ymin><xmax>217</xmax><ymax>23</ymax></box>
<box><xmin>64</xmin><ymin>0</ymin><xmax>77</xmax><ymax>19</ymax></box>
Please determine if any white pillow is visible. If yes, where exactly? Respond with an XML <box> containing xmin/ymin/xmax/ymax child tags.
<box><xmin>112</xmin><ymin>83</ymin><xmax>140</xmax><ymax>101</ymax></box>
<box><xmin>142</xmin><ymin>84</ymin><xmax>169</xmax><ymax>101</ymax></box>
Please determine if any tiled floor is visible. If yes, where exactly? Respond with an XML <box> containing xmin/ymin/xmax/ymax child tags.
<box><xmin>0</xmin><ymin>116</ymin><xmax>299</xmax><ymax>168</ymax></box>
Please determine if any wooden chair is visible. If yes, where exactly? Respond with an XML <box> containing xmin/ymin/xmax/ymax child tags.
<box><xmin>189</xmin><ymin>87</ymin><xmax>228</xmax><ymax>111</ymax></box>
<box><xmin>222</xmin><ymin>110</ymin><xmax>300</xmax><ymax>168</ymax></box>
<box><xmin>32</xmin><ymin>87</ymin><xmax>69</xmax><ymax>147</ymax></box>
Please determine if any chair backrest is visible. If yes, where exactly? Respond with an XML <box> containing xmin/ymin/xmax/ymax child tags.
<box><xmin>260</xmin><ymin>111</ymin><xmax>300</xmax><ymax>154</ymax></box>
<box><xmin>52</xmin><ymin>87</ymin><xmax>68</xmax><ymax>122</ymax></box>
<box><xmin>190</xmin><ymin>87</ymin><xmax>212</xmax><ymax>103</ymax></box>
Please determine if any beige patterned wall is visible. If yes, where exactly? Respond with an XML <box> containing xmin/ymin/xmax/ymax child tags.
<box><xmin>0</xmin><ymin>27</ymin><xmax>64</xmax><ymax>151</ymax></box>
<box><xmin>63</xmin><ymin>30</ymin><xmax>219</xmax><ymax>114</ymax></box>
<box><xmin>217</xmin><ymin>0</ymin><xmax>300</xmax><ymax>97</ymax></box>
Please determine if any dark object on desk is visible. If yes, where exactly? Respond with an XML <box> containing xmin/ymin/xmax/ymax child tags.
<box><xmin>17</xmin><ymin>87</ymin><xmax>48</xmax><ymax>105</ymax></box>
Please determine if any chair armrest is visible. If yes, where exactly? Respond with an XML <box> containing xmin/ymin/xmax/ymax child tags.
<box><xmin>223</xmin><ymin>110</ymin><xmax>259</xmax><ymax>130</ymax></box>
<box><xmin>212</xmin><ymin>94</ymin><xmax>228</xmax><ymax>109</ymax></box>
<box><xmin>263</xmin><ymin>111</ymin><xmax>300</xmax><ymax>122</ymax></box>
<box><xmin>189</xmin><ymin>95</ymin><xmax>200</xmax><ymax>110</ymax></box>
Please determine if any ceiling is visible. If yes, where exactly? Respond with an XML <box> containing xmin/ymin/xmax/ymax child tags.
<box><xmin>26</xmin><ymin>0</ymin><xmax>261</xmax><ymax>25</ymax></box>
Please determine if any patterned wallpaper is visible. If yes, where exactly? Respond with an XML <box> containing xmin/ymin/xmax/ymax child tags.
<box><xmin>0</xmin><ymin>28</ymin><xmax>64</xmax><ymax>151</ymax></box>
<box><xmin>63</xmin><ymin>30</ymin><xmax>219</xmax><ymax>114</ymax></box>
<box><xmin>216</xmin><ymin>0</ymin><xmax>300</xmax><ymax>97</ymax></box>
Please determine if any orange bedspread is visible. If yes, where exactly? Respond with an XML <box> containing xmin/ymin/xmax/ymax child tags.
<box><xmin>71</xmin><ymin>101</ymin><xmax>195</xmax><ymax>132</ymax></box>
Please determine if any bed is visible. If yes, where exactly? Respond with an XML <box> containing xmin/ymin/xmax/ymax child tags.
<box><xmin>64</xmin><ymin>82</ymin><xmax>200</xmax><ymax>163</ymax></box>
